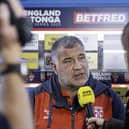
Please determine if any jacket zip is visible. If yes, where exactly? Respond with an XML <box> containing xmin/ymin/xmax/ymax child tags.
<box><xmin>47</xmin><ymin>95</ymin><xmax>53</xmax><ymax>128</ymax></box>
<box><xmin>71</xmin><ymin>107</ymin><xmax>75</xmax><ymax>129</ymax></box>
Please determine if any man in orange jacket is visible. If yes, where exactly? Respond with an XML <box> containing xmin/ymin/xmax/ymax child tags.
<box><xmin>87</xmin><ymin>22</ymin><xmax>129</xmax><ymax>129</ymax></box>
<box><xmin>28</xmin><ymin>36</ymin><xmax>125</xmax><ymax>129</ymax></box>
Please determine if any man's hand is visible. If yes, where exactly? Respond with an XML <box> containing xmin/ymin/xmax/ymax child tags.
<box><xmin>87</xmin><ymin>117</ymin><xmax>104</xmax><ymax>129</ymax></box>
<box><xmin>0</xmin><ymin>1</ymin><xmax>34</xmax><ymax>129</ymax></box>
<box><xmin>0</xmin><ymin>3</ymin><xmax>21</xmax><ymax>64</ymax></box>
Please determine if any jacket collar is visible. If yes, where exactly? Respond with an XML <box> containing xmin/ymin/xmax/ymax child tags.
<box><xmin>86</xmin><ymin>73</ymin><xmax>110</xmax><ymax>96</ymax></box>
<box><xmin>50</xmin><ymin>74</ymin><xmax>82</xmax><ymax>111</ymax></box>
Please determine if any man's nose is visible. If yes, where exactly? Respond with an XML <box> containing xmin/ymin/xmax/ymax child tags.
<box><xmin>73</xmin><ymin>59</ymin><xmax>82</xmax><ymax>70</ymax></box>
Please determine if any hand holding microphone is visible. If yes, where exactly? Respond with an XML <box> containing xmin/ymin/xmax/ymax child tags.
<box><xmin>87</xmin><ymin>117</ymin><xmax>104</xmax><ymax>129</ymax></box>
<box><xmin>77</xmin><ymin>86</ymin><xmax>99</xmax><ymax>129</ymax></box>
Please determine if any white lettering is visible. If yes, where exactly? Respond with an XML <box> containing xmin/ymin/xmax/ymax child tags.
<box><xmin>74</xmin><ymin>12</ymin><xmax>127</xmax><ymax>24</ymax></box>
<box><xmin>26</xmin><ymin>9</ymin><xmax>61</xmax><ymax>17</ymax></box>
<box><xmin>31</xmin><ymin>16</ymin><xmax>61</xmax><ymax>23</ymax></box>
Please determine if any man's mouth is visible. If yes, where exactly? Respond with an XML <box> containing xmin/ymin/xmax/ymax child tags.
<box><xmin>73</xmin><ymin>73</ymin><xmax>86</xmax><ymax>80</ymax></box>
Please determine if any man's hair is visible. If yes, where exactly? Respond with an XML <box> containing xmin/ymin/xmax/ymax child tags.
<box><xmin>122</xmin><ymin>22</ymin><xmax>129</xmax><ymax>51</ymax></box>
<box><xmin>51</xmin><ymin>36</ymin><xmax>84</xmax><ymax>63</ymax></box>
<box><xmin>122</xmin><ymin>22</ymin><xmax>129</xmax><ymax>69</ymax></box>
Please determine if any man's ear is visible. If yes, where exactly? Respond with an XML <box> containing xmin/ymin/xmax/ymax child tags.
<box><xmin>50</xmin><ymin>62</ymin><xmax>58</xmax><ymax>75</ymax></box>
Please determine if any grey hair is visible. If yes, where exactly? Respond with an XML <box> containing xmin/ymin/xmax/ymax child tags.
<box><xmin>122</xmin><ymin>22</ymin><xmax>129</xmax><ymax>69</ymax></box>
<box><xmin>51</xmin><ymin>36</ymin><xmax>84</xmax><ymax>64</ymax></box>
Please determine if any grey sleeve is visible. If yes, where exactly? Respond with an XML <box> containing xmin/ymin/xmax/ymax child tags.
<box><xmin>103</xmin><ymin>118</ymin><xmax>124</xmax><ymax>129</ymax></box>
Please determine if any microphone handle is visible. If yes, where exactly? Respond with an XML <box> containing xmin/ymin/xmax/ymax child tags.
<box><xmin>85</xmin><ymin>104</ymin><xmax>99</xmax><ymax>129</ymax></box>
<box><xmin>86</xmin><ymin>104</ymin><xmax>94</xmax><ymax>118</ymax></box>
<box><xmin>91</xmin><ymin>123</ymin><xmax>99</xmax><ymax>129</ymax></box>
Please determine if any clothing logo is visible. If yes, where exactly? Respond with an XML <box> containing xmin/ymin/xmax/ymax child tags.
<box><xmin>43</xmin><ymin>109</ymin><xmax>49</xmax><ymax>119</ymax></box>
<box><xmin>93</xmin><ymin>106</ymin><xmax>104</xmax><ymax>118</ymax></box>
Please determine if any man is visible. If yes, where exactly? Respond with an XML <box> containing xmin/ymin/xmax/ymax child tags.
<box><xmin>87</xmin><ymin>22</ymin><xmax>129</xmax><ymax>129</ymax></box>
<box><xmin>28</xmin><ymin>36</ymin><xmax>125</xmax><ymax>129</ymax></box>
<box><xmin>121</xmin><ymin>21</ymin><xmax>129</xmax><ymax>129</ymax></box>
<box><xmin>0</xmin><ymin>0</ymin><xmax>34</xmax><ymax>129</ymax></box>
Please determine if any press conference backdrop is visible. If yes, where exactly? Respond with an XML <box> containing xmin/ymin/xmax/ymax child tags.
<box><xmin>20</xmin><ymin>0</ymin><xmax>129</xmax><ymax>104</ymax></box>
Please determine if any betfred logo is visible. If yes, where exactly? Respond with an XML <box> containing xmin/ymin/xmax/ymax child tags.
<box><xmin>74</xmin><ymin>12</ymin><xmax>127</xmax><ymax>24</ymax></box>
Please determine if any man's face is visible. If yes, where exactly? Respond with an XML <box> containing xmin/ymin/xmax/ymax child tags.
<box><xmin>53</xmin><ymin>44</ymin><xmax>89</xmax><ymax>90</ymax></box>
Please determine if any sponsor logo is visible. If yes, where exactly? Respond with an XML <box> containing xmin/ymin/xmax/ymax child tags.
<box><xmin>74</xmin><ymin>12</ymin><xmax>127</xmax><ymax>24</ymax></box>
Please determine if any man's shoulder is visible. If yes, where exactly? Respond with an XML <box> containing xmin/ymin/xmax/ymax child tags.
<box><xmin>26</xmin><ymin>79</ymin><xmax>51</xmax><ymax>96</ymax></box>
<box><xmin>93</xmin><ymin>79</ymin><xmax>111</xmax><ymax>95</ymax></box>
<box><xmin>97</xmin><ymin>81</ymin><xmax>117</xmax><ymax>96</ymax></box>
<box><xmin>88</xmin><ymin>74</ymin><xmax>111</xmax><ymax>94</ymax></box>
<box><xmin>94</xmin><ymin>80</ymin><xmax>121</xmax><ymax>103</ymax></box>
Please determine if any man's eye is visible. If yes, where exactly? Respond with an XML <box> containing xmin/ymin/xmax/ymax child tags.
<box><xmin>79</xmin><ymin>56</ymin><xmax>86</xmax><ymax>60</ymax></box>
<box><xmin>63</xmin><ymin>59</ymin><xmax>72</xmax><ymax>63</ymax></box>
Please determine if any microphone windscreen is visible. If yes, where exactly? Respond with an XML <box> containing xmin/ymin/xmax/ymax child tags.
<box><xmin>77</xmin><ymin>86</ymin><xmax>95</xmax><ymax>107</ymax></box>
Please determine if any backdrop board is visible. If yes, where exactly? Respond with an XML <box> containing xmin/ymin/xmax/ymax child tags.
<box><xmin>103</xmin><ymin>34</ymin><xmax>127</xmax><ymax>71</ymax></box>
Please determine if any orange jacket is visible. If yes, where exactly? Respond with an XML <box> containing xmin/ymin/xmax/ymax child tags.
<box><xmin>34</xmin><ymin>92</ymin><xmax>112</xmax><ymax>129</ymax></box>
<box><xmin>28</xmin><ymin>74</ymin><xmax>125</xmax><ymax>129</ymax></box>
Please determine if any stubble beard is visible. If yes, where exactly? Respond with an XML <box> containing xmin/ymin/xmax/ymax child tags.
<box><xmin>59</xmin><ymin>73</ymin><xmax>86</xmax><ymax>92</ymax></box>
